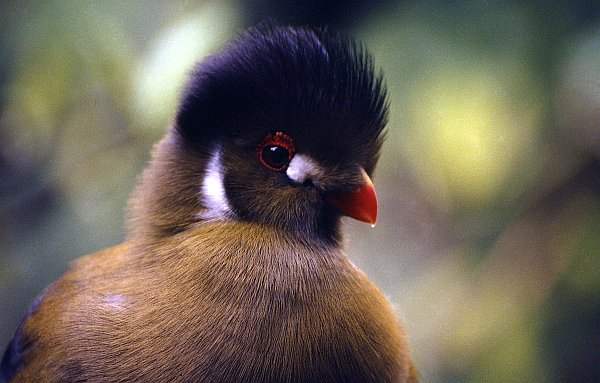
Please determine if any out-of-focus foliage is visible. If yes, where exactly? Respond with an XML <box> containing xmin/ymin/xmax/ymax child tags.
<box><xmin>1</xmin><ymin>1</ymin><xmax>599</xmax><ymax>382</ymax></box>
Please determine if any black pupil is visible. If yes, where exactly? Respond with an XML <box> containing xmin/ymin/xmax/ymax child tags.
<box><xmin>263</xmin><ymin>145</ymin><xmax>289</xmax><ymax>169</ymax></box>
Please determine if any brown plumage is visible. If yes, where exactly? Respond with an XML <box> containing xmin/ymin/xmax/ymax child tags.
<box><xmin>2</xmin><ymin>25</ymin><xmax>418</xmax><ymax>382</ymax></box>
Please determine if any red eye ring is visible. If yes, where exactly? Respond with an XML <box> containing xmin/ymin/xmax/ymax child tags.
<box><xmin>257</xmin><ymin>131</ymin><xmax>296</xmax><ymax>171</ymax></box>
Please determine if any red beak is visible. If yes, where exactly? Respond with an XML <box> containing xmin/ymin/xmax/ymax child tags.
<box><xmin>327</xmin><ymin>168</ymin><xmax>378</xmax><ymax>225</ymax></box>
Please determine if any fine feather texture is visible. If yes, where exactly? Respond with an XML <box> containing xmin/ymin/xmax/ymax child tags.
<box><xmin>2</xmin><ymin>25</ymin><xmax>418</xmax><ymax>382</ymax></box>
<box><xmin>176</xmin><ymin>24</ymin><xmax>388</xmax><ymax>171</ymax></box>
<box><xmin>3</xmin><ymin>226</ymin><xmax>416</xmax><ymax>382</ymax></box>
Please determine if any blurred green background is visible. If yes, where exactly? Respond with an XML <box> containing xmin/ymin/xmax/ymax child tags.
<box><xmin>1</xmin><ymin>1</ymin><xmax>599</xmax><ymax>382</ymax></box>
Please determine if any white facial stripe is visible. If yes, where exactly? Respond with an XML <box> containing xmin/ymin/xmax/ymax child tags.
<box><xmin>286</xmin><ymin>154</ymin><xmax>323</xmax><ymax>184</ymax></box>
<box><xmin>198</xmin><ymin>147</ymin><xmax>232</xmax><ymax>220</ymax></box>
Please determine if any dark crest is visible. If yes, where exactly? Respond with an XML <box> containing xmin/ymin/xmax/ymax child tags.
<box><xmin>175</xmin><ymin>24</ymin><xmax>388</xmax><ymax>158</ymax></box>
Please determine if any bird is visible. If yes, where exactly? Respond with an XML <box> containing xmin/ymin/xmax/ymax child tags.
<box><xmin>1</xmin><ymin>25</ymin><xmax>418</xmax><ymax>383</ymax></box>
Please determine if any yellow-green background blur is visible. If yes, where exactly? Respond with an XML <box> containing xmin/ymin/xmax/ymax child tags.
<box><xmin>1</xmin><ymin>1</ymin><xmax>599</xmax><ymax>382</ymax></box>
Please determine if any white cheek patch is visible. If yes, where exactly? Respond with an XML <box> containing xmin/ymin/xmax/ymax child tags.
<box><xmin>286</xmin><ymin>154</ymin><xmax>324</xmax><ymax>185</ymax></box>
<box><xmin>198</xmin><ymin>147</ymin><xmax>233</xmax><ymax>220</ymax></box>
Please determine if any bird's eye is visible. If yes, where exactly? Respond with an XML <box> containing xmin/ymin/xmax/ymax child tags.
<box><xmin>257</xmin><ymin>131</ymin><xmax>295</xmax><ymax>171</ymax></box>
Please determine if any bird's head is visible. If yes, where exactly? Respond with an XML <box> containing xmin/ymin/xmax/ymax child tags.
<box><xmin>129</xmin><ymin>25</ymin><xmax>387</xmax><ymax>244</ymax></box>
